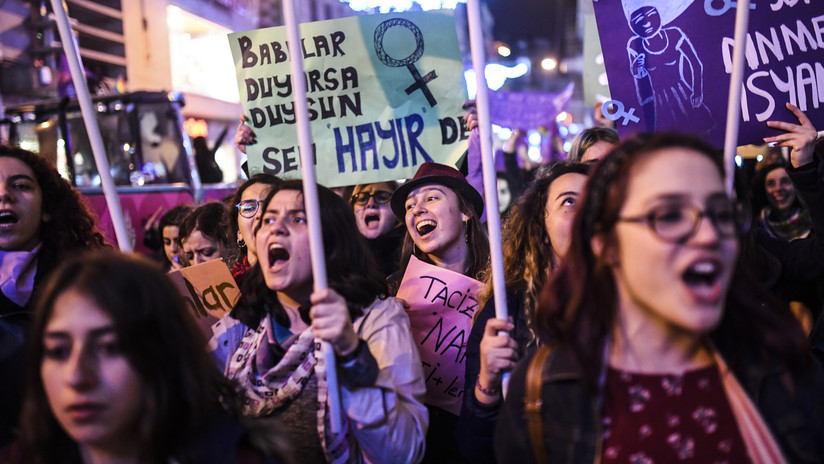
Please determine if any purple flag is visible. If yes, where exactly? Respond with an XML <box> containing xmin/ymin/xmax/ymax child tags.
<box><xmin>594</xmin><ymin>0</ymin><xmax>824</xmax><ymax>147</ymax></box>
<box><xmin>488</xmin><ymin>83</ymin><xmax>574</xmax><ymax>130</ymax></box>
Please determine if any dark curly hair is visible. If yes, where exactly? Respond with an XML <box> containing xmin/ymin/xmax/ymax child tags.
<box><xmin>0</xmin><ymin>146</ymin><xmax>108</xmax><ymax>265</ymax></box>
<box><xmin>477</xmin><ymin>161</ymin><xmax>589</xmax><ymax>346</ymax></box>
<box><xmin>231</xmin><ymin>180</ymin><xmax>387</xmax><ymax>329</ymax></box>
<box><xmin>178</xmin><ymin>202</ymin><xmax>234</xmax><ymax>266</ymax></box>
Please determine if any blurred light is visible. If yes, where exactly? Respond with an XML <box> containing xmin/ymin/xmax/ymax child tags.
<box><xmin>559</xmin><ymin>125</ymin><xmax>569</xmax><ymax>137</ymax></box>
<box><xmin>528</xmin><ymin>131</ymin><xmax>541</xmax><ymax>146</ymax></box>
<box><xmin>756</xmin><ymin>154</ymin><xmax>763</xmax><ymax>162</ymax></box>
<box><xmin>556</xmin><ymin>111</ymin><xmax>568</xmax><ymax>122</ymax></box>
<box><xmin>498</xmin><ymin>128</ymin><xmax>512</xmax><ymax>140</ymax></box>
<box><xmin>497</xmin><ymin>45</ymin><xmax>511</xmax><ymax>57</ymax></box>
<box><xmin>735</xmin><ymin>155</ymin><xmax>742</xmax><ymax>167</ymax></box>
<box><xmin>595</xmin><ymin>53</ymin><xmax>604</xmax><ymax>65</ymax></box>
<box><xmin>122</xmin><ymin>143</ymin><xmax>131</xmax><ymax>152</ymax></box>
<box><xmin>464</xmin><ymin>62</ymin><xmax>529</xmax><ymax>98</ymax></box>
<box><xmin>528</xmin><ymin>146</ymin><xmax>542</xmax><ymax>162</ymax></box>
<box><xmin>563</xmin><ymin>141</ymin><xmax>572</xmax><ymax>152</ymax></box>
<box><xmin>541</xmin><ymin>57</ymin><xmax>558</xmax><ymax>71</ymax></box>
<box><xmin>569</xmin><ymin>123</ymin><xmax>580</xmax><ymax>135</ymax></box>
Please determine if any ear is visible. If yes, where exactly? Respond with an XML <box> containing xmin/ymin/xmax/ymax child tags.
<box><xmin>237</xmin><ymin>229</ymin><xmax>243</xmax><ymax>242</ymax></box>
<box><xmin>461</xmin><ymin>211</ymin><xmax>470</xmax><ymax>223</ymax></box>
<box><xmin>591</xmin><ymin>233</ymin><xmax>618</xmax><ymax>267</ymax></box>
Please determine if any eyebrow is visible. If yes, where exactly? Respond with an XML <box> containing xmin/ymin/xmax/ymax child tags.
<box><xmin>44</xmin><ymin>326</ymin><xmax>117</xmax><ymax>340</ymax></box>
<box><xmin>555</xmin><ymin>191</ymin><xmax>580</xmax><ymax>201</ymax></box>
<box><xmin>8</xmin><ymin>174</ymin><xmax>35</xmax><ymax>183</ymax></box>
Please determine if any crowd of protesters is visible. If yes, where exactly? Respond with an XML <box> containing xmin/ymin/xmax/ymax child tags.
<box><xmin>0</xmin><ymin>95</ymin><xmax>823</xmax><ymax>464</ymax></box>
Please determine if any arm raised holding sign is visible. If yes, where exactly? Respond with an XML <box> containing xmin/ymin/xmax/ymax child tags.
<box><xmin>210</xmin><ymin>180</ymin><xmax>427</xmax><ymax>463</ymax></box>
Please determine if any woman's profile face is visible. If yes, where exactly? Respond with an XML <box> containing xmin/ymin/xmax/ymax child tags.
<box><xmin>41</xmin><ymin>288</ymin><xmax>143</xmax><ymax>455</ymax></box>
<box><xmin>352</xmin><ymin>182</ymin><xmax>397</xmax><ymax>239</ymax></box>
<box><xmin>606</xmin><ymin>148</ymin><xmax>738</xmax><ymax>336</ymax></box>
<box><xmin>544</xmin><ymin>173</ymin><xmax>588</xmax><ymax>263</ymax></box>
<box><xmin>0</xmin><ymin>157</ymin><xmax>45</xmax><ymax>252</ymax></box>
<box><xmin>764</xmin><ymin>167</ymin><xmax>797</xmax><ymax>214</ymax></box>
<box><xmin>162</xmin><ymin>225</ymin><xmax>181</xmax><ymax>265</ymax></box>
<box><xmin>404</xmin><ymin>183</ymin><xmax>469</xmax><ymax>260</ymax></box>
<box><xmin>182</xmin><ymin>230</ymin><xmax>221</xmax><ymax>266</ymax></box>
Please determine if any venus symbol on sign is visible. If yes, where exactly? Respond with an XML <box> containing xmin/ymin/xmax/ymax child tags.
<box><xmin>374</xmin><ymin>18</ymin><xmax>438</xmax><ymax>107</ymax></box>
<box><xmin>602</xmin><ymin>100</ymin><xmax>641</xmax><ymax>126</ymax></box>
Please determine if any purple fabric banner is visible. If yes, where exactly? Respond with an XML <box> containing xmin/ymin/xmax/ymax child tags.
<box><xmin>488</xmin><ymin>83</ymin><xmax>574</xmax><ymax>129</ymax></box>
<box><xmin>593</xmin><ymin>0</ymin><xmax>824</xmax><ymax>147</ymax></box>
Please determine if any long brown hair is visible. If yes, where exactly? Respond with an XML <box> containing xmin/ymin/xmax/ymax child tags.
<box><xmin>21</xmin><ymin>252</ymin><xmax>239</xmax><ymax>463</ymax></box>
<box><xmin>477</xmin><ymin>162</ymin><xmax>589</xmax><ymax>345</ymax></box>
<box><xmin>537</xmin><ymin>133</ymin><xmax>808</xmax><ymax>391</ymax></box>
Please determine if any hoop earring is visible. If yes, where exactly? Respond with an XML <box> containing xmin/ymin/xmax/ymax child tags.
<box><xmin>237</xmin><ymin>238</ymin><xmax>246</xmax><ymax>248</ymax></box>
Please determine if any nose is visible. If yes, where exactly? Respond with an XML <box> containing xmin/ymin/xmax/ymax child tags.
<box><xmin>691</xmin><ymin>213</ymin><xmax>721</xmax><ymax>245</ymax></box>
<box><xmin>0</xmin><ymin>183</ymin><xmax>12</xmax><ymax>202</ymax></box>
<box><xmin>170</xmin><ymin>242</ymin><xmax>179</xmax><ymax>254</ymax></box>
<box><xmin>67</xmin><ymin>347</ymin><xmax>98</xmax><ymax>390</ymax></box>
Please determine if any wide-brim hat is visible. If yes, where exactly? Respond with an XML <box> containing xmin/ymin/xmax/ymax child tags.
<box><xmin>390</xmin><ymin>162</ymin><xmax>485</xmax><ymax>219</ymax></box>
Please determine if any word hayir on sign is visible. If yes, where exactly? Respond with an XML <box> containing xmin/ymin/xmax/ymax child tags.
<box><xmin>229</xmin><ymin>10</ymin><xmax>469</xmax><ymax>187</ymax></box>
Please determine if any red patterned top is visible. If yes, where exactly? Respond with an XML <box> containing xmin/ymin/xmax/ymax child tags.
<box><xmin>601</xmin><ymin>365</ymin><xmax>751</xmax><ymax>464</ymax></box>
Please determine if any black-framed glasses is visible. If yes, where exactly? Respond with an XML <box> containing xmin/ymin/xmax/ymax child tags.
<box><xmin>616</xmin><ymin>197</ymin><xmax>740</xmax><ymax>243</ymax></box>
<box><xmin>351</xmin><ymin>191</ymin><xmax>392</xmax><ymax>205</ymax></box>
<box><xmin>236</xmin><ymin>199</ymin><xmax>261</xmax><ymax>218</ymax></box>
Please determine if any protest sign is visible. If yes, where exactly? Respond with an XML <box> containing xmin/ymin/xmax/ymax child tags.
<box><xmin>168</xmin><ymin>259</ymin><xmax>239</xmax><ymax>335</ymax></box>
<box><xmin>229</xmin><ymin>10</ymin><xmax>469</xmax><ymax>187</ymax></box>
<box><xmin>488</xmin><ymin>83</ymin><xmax>575</xmax><ymax>130</ymax></box>
<box><xmin>593</xmin><ymin>0</ymin><xmax>824</xmax><ymax>147</ymax></box>
<box><xmin>396</xmin><ymin>256</ymin><xmax>483</xmax><ymax>415</ymax></box>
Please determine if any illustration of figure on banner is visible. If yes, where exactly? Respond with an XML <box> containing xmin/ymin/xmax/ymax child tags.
<box><xmin>623</xmin><ymin>1</ymin><xmax>716</xmax><ymax>134</ymax></box>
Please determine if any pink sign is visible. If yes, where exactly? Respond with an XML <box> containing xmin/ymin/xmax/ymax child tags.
<box><xmin>396</xmin><ymin>256</ymin><xmax>483</xmax><ymax>415</ymax></box>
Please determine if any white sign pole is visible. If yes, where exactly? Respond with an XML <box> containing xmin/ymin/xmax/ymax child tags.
<box><xmin>51</xmin><ymin>0</ymin><xmax>132</xmax><ymax>252</ymax></box>
<box><xmin>467</xmin><ymin>0</ymin><xmax>510</xmax><ymax>394</ymax></box>
<box><xmin>282</xmin><ymin>0</ymin><xmax>343</xmax><ymax>433</ymax></box>
<box><xmin>722</xmin><ymin>0</ymin><xmax>750</xmax><ymax>196</ymax></box>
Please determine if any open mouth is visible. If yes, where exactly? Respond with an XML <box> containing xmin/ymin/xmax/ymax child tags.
<box><xmin>416</xmin><ymin>220</ymin><xmax>436</xmax><ymax>237</ymax></box>
<box><xmin>365</xmin><ymin>213</ymin><xmax>380</xmax><ymax>227</ymax></box>
<box><xmin>0</xmin><ymin>211</ymin><xmax>19</xmax><ymax>226</ymax></box>
<box><xmin>682</xmin><ymin>260</ymin><xmax>723</xmax><ymax>301</ymax></box>
<box><xmin>268</xmin><ymin>244</ymin><xmax>290</xmax><ymax>268</ymax></box>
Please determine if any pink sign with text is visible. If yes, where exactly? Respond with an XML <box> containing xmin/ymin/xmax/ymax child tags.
<box><xmin>396</xmin><ymin>256</ymin><xmax>483</xmax><ymax>415</ymax></box>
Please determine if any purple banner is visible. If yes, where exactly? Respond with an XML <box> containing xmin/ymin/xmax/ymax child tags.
<box><xmin>488</xmin><ymin>83</ymin><xmax>574</xmax><ymax>129</ymax></box>
<box><xmin>593</xmin><ymin>0</ymin><xmax>824</xmax><ymax>147</ymax></box>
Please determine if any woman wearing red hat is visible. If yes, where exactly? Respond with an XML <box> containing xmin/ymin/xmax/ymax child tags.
<box><xmin>390</xmin><ymin>162</ymin><xmax>489</xmax><ymax>463</ymax></box>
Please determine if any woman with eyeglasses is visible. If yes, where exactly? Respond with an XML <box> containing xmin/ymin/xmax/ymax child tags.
<box><xmin>495</xmin><ymin>133</ymin><xmax>824</xmax><ymax>463</ymax></box>
<box><xmin>349</xmin><ymin>181</ymin><xmax>405</xmax><ymax>278</ymax></box>
<box><xmin>227</xmin><ymin>174</ymin><xmax>282</xmax><ymax>283</ymax></box>
<box><xmin>210</xmin><ymin>180</ymin><xmax>427</xmax><ymax>463</ymax></box>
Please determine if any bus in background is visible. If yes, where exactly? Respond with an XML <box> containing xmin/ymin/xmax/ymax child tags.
<box><xmin>0</xmin><ymin>90</ymin><xmax>238</xmax><ymax>253</ymax></box>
